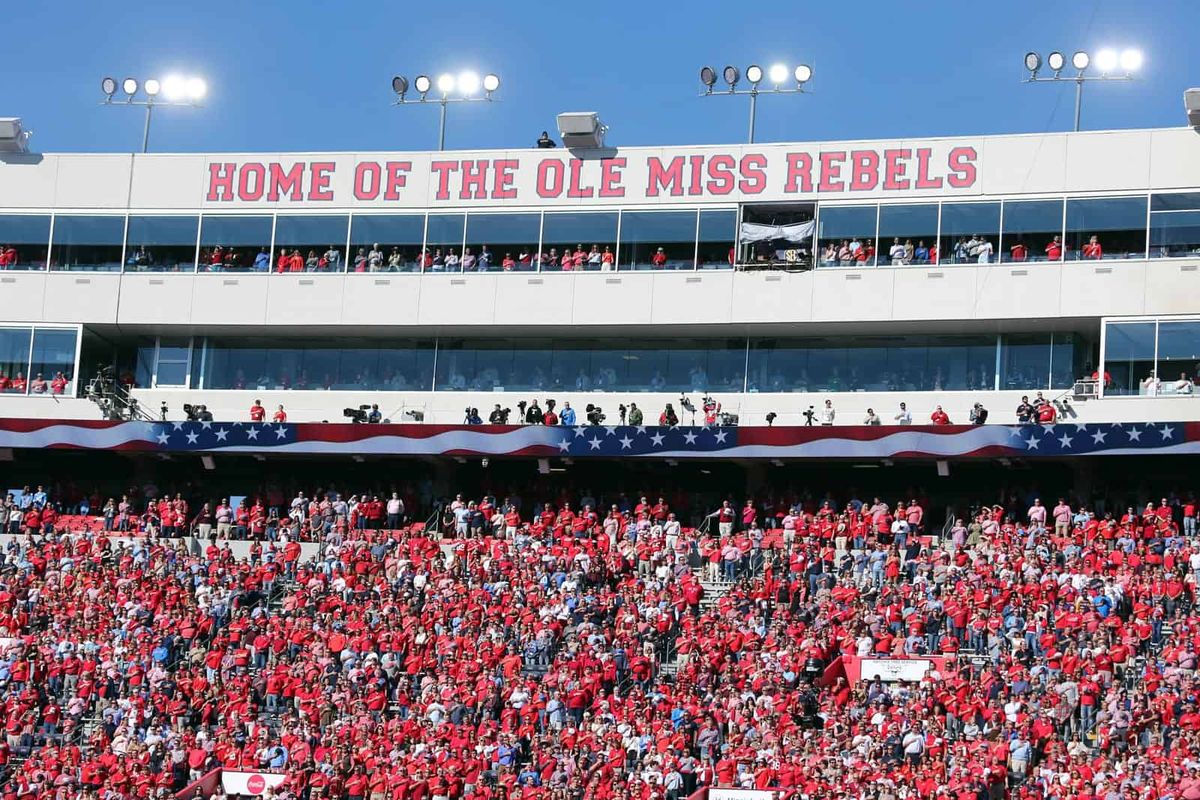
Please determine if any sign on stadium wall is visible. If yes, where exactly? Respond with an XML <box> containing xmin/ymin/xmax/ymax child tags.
<box><xmin>200</xmin><ymin>142</ymin><xmax>980</xmax><ymax>208</ymax></box>
<box><xmin>222</xmin><ymin>770</ymin><xmax>286</xmax><ymax>796</ymax></box>
<box><xmin>709</xmin><ymin>789</ymin><xmax>783</xmax><ymax>800</ymax></box>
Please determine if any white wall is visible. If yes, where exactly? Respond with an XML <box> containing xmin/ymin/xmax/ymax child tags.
<box><xmin>1</xmin><ymin>260</ymin><xmax>1195</xmax><ymax>329</ymax></box>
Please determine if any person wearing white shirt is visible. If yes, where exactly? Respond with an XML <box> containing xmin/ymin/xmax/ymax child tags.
<box><xmin>975</xmin><ymin>237</ymin><xmax>994</xmax><ymax>264</ymax></box>
<box><xmin>819</xmin><ymin>399</ymin><xmax>835</xmax><ymax>426</ymax></box>
<box><xmin>889</xmin><ymin>238</ymin><xmax>906</xmax><ymax>265</ymax></box>
<box><xmin>894</xmin><ymin>402</ymin><xmax>912</xmax><ymax>425</ymax></box>
<box><xmin>864</xmin><ymin>408</ymin><xmax>881</xmax><ymax>425</ymax></box>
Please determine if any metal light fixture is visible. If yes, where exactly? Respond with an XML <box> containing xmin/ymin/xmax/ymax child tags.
<box><xmin>700</xmin><ymin>61</ymin><xmax>815</xmax><ymax>143</ymax></box>
<box><xmin>100</xmin><ymin>73</ymin><xmax>208</xmax><ymax>152</ymax></box>
<box><xmin>1022</xmin><ymin>48</ymin><xmax>1141</xmax><ymax>132</ymax></box>
<box><xmin>391</xmin><ymin>70</ymin><xmax>502</xmax><ymax>151</ymax></box>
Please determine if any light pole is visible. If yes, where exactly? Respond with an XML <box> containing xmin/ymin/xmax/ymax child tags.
<box><xmin>1022</xmin><ymin>49</ymin><xmax>1141</xmax><ymax>131</ymax></box>
<box><xmin>698</xmin><ymin>63</ymin><xmax>812</xmax><ymax>144</ymax></box>
<box><xmin>101</xmin><ymin>75</ymin><xmax>207</xmax><ymax>152</ymax></box>
<box><xmin>391</xmin><ymin>71</ymin><xmax>500</xmax><ymax>151</ymax></box>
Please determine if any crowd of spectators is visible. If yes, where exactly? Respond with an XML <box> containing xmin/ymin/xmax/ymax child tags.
<box><xmin>0</xmin><ymin>472</ymin><xmax>1197</xmax><ymax>800</ymax></box>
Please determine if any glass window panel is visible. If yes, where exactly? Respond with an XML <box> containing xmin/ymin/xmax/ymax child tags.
<box><xmin>617</xmin><ymin>211</ymin><xmax>698</xmax><ymax>271</ymax></box>
<box><xmin>885</xmin><ymin>345</ymin><xmax>928</xmax><ymax>391</ymax></box>
<box><xmin>747</xmin><ymin>340</ymin><xmax>809</xmax><ymax>392</ymax></box>
<box><xmin>349</xmin><ymin>215</ymin><xmax>425</xmax><ymax>273</ymax></box>
<box><xmin>0</xmin><ymin>215</ymin><xmax>51</xmax><ymax>271</ymax></box>
<box><xmin>200</xmin><ymin>338</ymin><xmax>433</xmax><ymax>390</ymax></box>
<box><xmin>878</xmin><ymin>205</ymin><xmax>940</xmax><ymax>265</ymax></box>
<box><xmin>1065</xmin><ymin>196</ymin><xmax>1147</xmax><ymax>260</ymax></box>
<box><xmin>125</xmin><ymin>216</ymin><xmax>198</xmax><ymax>272</ymax></box>
<box><xmin>0</xmin><ymin>327</ymin><xmax>31</xmax><ymax>393</ymax></box>
<box><xmin>1149</xmin><ymin>210</ymin><xmax>1200</xmax><ymax>258</ymax></box>
<box><xmin>940</xmin><ymin>202</ymin><xmax>1000</xmax><ymax>266</ymax></box>
<box><xmin>156</xmin><ymin>362</ymin><xmax>188</xmax><ymax>386</ymax></box>
<box><xmin>1104</xmin><ymin>321</ymin><xmax>1157</xmax><ymax>396</ymax></box>
<box><xmin>464</xmin><ymin>213</ymin><xmax>541</xmax><ymax>273</ymax></box>
<box><xmin>1000</xmin><ymin>334</ymin><xmax>1050</xmax><ymax>390</ymax></box>
<box><xmin>698</xmin><ymin>210</ymin><xmax>737</xmax><ymax>270</ymax></box>
<box><xmin>1157</xmin><ymin>321</ymin><xmax>1200</xmax><ymax>394</ymax></box>
<box><xmin>49</xmin><ymin>215</ymin><xmax>124</xmax><ymax>272</ymax></box>
<box><xmin>817</xmin><ymin>205</ymin><xmax>877</xmax><ymax>267</ymax></box>
<box><xmin>134</xmin><ymin>344</ymin><xmax>155</xmax><ymax>389</ymax></box>
<box><xmin>1000</xmin><ymin>199</ymin><xmax>1063</xmax><ymax>262</ymax></box>
<box><xmin>1050</xmin><ymin>333</ymin><xmax>1080</xmax><ymax>389</ymax></box>
<box><xmin>199</xmin><ymin>216</ymin><xmax>273</xmax><ymax>273</ymax></box>
<box><xmin>273</xmin><ymin>215</ymin><xmax>348</xmax><ymax>273</ymax></box>
<box><xmin>1150</xmin><ymin>192</ymin><xmax>1200</xmax><ymax>212</ymax></box>
<box><xmin>425</xmin><ymin>214</ymin><xmax>465</xmax><ymax>272</ymax></box>
<box><xmin>541</xmin><ymin>212</ymin><xmax>618</xmax><ymax>272</ymax></box>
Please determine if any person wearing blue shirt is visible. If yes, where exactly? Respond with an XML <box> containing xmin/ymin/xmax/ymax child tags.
<box><xmin>560</xmin><ymin>402</ymin><xmax>576</xmax><ymax>425</ymax></box>
<box><xmin>253</xmin><ymin>247</ymin><xmax>270</xmax><ymax>272</ymax></box>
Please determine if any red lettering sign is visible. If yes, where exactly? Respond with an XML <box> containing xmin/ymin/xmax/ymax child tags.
<box><xmin>947</xmin><ymin>147</ymin><xmax>977</xmax><ymax>188</ymax></box>
<box><xmin>598</xmin><ymin>158</ymin><xmax>626</xmax><ymax>198</ymax></box>
<box><xmin>537</xmin><ymin>159</ymin><xmax>564</xmax><ymax>198</ymax></box>
<box><xmin>817</xmin><ymin>151</ymin><xmax>846</xmax><ymax>192</ymax></box>
<box><xmin>784</xmin><ymin>153</ymin><xmax>813</xmax><ymax>194</ymax></box>
<box><xmin>206</xmin><ymin>163</ymin><xmax>236</xmax><ymax>202</ymax></box>
<box><xmin>706</xmin><ymin>155</ymin><xmax>736</xmax><ymax>195</ymax></box>
<box><xmin>738</xmin><ymin>154</ymin><xmax>767</xmax><ymax>194</ymax></box>
<box><xmin>914</xmin><ymin>148</ymin><xmax>943</xmax><ymax>190</ymax></box>
<box><xmin>308</xmin><ymin>162</ymin><xmax>334</xmax><ymax>201</ymax></box>
<box><xmin>384</xmin><ymin>161</ymin><xmax>411</xmax><ymax>201</ymax></box>
<box><xmin>429</xmin><ymin>160</ymin><xmax>459</xmax><ymax>201</ymax></box>
<box><xmin>266</xmin><ymin>163</ymin><xmax>304</xmax><ymax>202</ymax></box>
<box><xmin>882</xmin><ymin>149</ymin><xmax>911</xmax><ymax>191</ymax></box>
<box><xmin>646</xmin><ymin>156</ymin><xmax>686</xmax><ymax>197</ymax></box>
<box><xmin>460</xmin><ymin>160</ymin><xmax>488</xmax><ymax>200</ymax></box>
<box><xmin>492</xmin><ymin>159</ymin><xmax>518</xmax><ymax>199</ymax></box>
<box><xmin>354</xmin><ymin>162</ymin><xmax>381</xmax><ymax>200</ymax></box>
<box><xmin>849</xmin><ymin>151</ymin><xmax>879</xmax><ymax>192</ymax></box>
<box><xmin>238</xmin><ymin>163</ymin><xmax>265</xmax><ymax>202</ymax></box>
<box><xmin>567</xmin><ymin>159</ymin><xmax>595</xmax><ymax>198</ymax></box>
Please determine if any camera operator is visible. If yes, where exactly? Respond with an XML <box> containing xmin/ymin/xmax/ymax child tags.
<box><xmin>367</xmin><ymin>404</ymin><xmax>383</xmax><ymax>424</ymax></box>
<box><xmin>524</xmin><ymin>398</ymin><xmax>543</xmax><ymax>425</ymax></box>
<box><xmin>585</xmin><ymin>404</ymin><xmax>606</xmax><ymax>426</ymax></box>
<box><xmin>464</xmin><ymin>407</ymin><xmax>482</xmax><ymax>425</ymax></box>
<box><xmin>489</xmin><ymin>404</ymin><xmax>511</xmax><ymax>425</ymax></box>
<box><xmin>659</xmin><ymin>403</ymin><xmax>679</xmax><ymax>427</ymax></box>
<box><xmin>627</xmin><ymin>402</ymin><xmax>644</xmax><ymax>426</ymax></box>
<box><xmin>802</xmin><ymin>406</ymin><xmax>816</xmax><ymax>426</ymax></box>
<box><xmin>969</xmin><ymin>402</ymin><xmax>988</xmax><ymax>425</ymax></box>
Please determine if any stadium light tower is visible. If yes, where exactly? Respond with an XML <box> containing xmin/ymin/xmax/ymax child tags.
<box><xmin>1022</xmin><ymin>49</ymin><xmax>1141</xmax><ymax>131</ymax></box>
<box><xmin>698</xmin><ymin>62</ymin><xmax>813</xmax><ymax>143</ymax></box>
<box><xmin>391</xmin><ymin>71</ymin><xmax>500</xmax><ymax>151</ymax></box>
<box><xmin>100</xmin><ymin>75</ymin><xmax>207</xmax><ymax>153</ymax></box>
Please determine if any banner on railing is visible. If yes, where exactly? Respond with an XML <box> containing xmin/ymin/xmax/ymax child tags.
<box><xmin>222</xmin><ymin>771</ymin><xmax>287</xmax><ymax>796</ymax></box>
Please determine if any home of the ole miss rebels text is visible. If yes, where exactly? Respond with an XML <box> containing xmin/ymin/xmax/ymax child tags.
<box><xmin>202</xmin><ymin>143</ymin><xmax>979</xmax><ymax>207</ymax></box>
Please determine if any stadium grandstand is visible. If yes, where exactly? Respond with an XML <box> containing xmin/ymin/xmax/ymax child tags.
<box><xmin>3</xmin><ymin>31</ymin><xmax>1200</xmax><ymax>800</ymax></box>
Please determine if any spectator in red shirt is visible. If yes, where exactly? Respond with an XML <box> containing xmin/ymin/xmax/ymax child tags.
<box><xmin>272</xmin><ymin>404</ymin><xmax>288</xmax><ymax>423</ymax></box>
<box><xmin>651</xmin><ymin>247</ymin><xmax>668</xmax><ymax>268</ymax></box>
<box><xmin>930</xmin><ymin>405</ymin><xmax>951</xmax><ymax>425</ymax></box>
<box><xmin>1045</xmin><ymin>235</ymin><xmax>1063</xmax><ymax>261</ymax></box>
<box><xmin>249</xmin><ymin>400</ymin><xmax>266</xmax><ymax>422</ymax></box>
<box><xmin>49</xmin><ymin>372</ymin><xmax>68</xmax><ymax>394</ymax></box>
<box><xmin>1081</xmin><ymin>235</ymin><xmax>1103</xmax><ymax>260</ymax></box>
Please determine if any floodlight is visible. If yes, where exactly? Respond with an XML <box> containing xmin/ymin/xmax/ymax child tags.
<box><xmin>722</xmin><ymin>65</ymin><xmax>739</xmax><ymax>88</ymax></box>
<box><xmin>1047</xmin><ymin>52</ymin><xmax>1065</xmax><ymax>72</ymax></box>
<box><xmin>482</xmin><ymin>73</ymin><xmax>500</xmax><ymax>92</ymax></box>
<box><xmin>794</xmin><ymin>64</ymin><xmax>812</xmax><ymax>83</ymax></box>
<box><xmin>186</xmin><ymin>78</ymin><xmax>207</xmax><ymax>101</ymax></box>
<box><xmin>1120</xmin><ymin>49</ymin><xmax>1143</xmax><ymax>73</ymax></box>
<box><xmin>162</xmin><ymin>75</ymin><xmax>186</xmax><ymax>101</ymax></box>
<box><xmin>457</xmin><ymin>70</ymin><xmax>480</xmax><ymax>96</ymax></box>
<box><xmin>122</xmin><ymin>78</ymin><xmax>139</xmax><ymax>96</ymax></box>
<box><xmin>1072</xmin><ymin>51</ymin><xmax>1089</xmax><ymax>70</ymax></box>
<box><xmin>436</xmin><ymin>73</ymin><xmax>455</xmax><ymax>94</ymax></box>
<box><xmin>101</xmin><ymin>77</ymin><xmax>118</xmax><ymax>97</ymax></box>
<box><xmin>746</xmin><ymin>65</ymin><xmax>763</xmax><ymax>85</ymax></box>
<box><xmin>392</xmin><ymin>75</ymin><xmax>409</xmax><ymax>97</ymax></box>
<box><xmin>768</xmin><ymin>64</ymin><xmax>788</xmax><ymax>85</ymax></box>
<box><xmin>1095</xmin><ymin>49</ymin><xmax>1118</xmax><ymax>73</ymax></box>
<box><xmin>1024</xmin><ymin>52</ymin><xmax>1041</xmax><ymax>73</ymax></box>
<box><xmin>700</xmin><ymin>66</ymin><xmax>717</xmax><ymax>87</ymax></box>
<box><xmin>144</xmin><ymin>79</ymin><xmax>161</xmax><ymax>97</ymax></box>
<box><xmin>414</xmin><ymin>75</ymin><xmax>431</xmax><ymax>95</ymax></box>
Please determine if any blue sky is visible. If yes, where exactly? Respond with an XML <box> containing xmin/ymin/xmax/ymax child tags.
<box><xmin>7</xmin><ymin>0</ymin><xmax>1199</xmax><ymax>153</ymax></box>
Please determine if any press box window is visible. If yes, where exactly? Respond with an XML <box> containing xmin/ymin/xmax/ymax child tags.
<box><xmin>199</xmin><ymin>215</ymin><xmax>273</xmax><ymax>272</ymax></box>
<box><xmin>125</xmin><ymin>216</ymin><xmax>199</xmax><ymax>272</ymax></box>
<box><xmin>0</xmin><ymin>215</ymin><xmax>51</xmax><ymax>271</ymax></box>
<box><xmin>49</xmin><ymin>215</ymin><xmax>125</xmax><ymax>272</ymax></box>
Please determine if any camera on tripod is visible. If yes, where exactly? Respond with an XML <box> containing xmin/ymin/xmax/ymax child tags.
<box><xmin>618</xmin><ymin>403</ymin><xmax>628</xmax><ymax>424</ymax></box>
<box><xmin>403</xmin><ymin>409</ymin><xmax>424</xmax><ymax>422</ymax></box>
<box><xmin>344</xmin><ymin>404</ymin><xmax>371</xmax><ymax>424</ymax></box>
<box><xmin>182</xmin><ymin>403</ymin><xmax>212</xmax><ymax>422</ymax></box>
<box><xmin>489</xmin><ymin>405</ymin><xmax>512</xmax><ymax>424</ymax></box>
<box><xmin>585</xmin><ymin>404</ymin><xmax>605</xmax><ymax>425</ymax></box>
